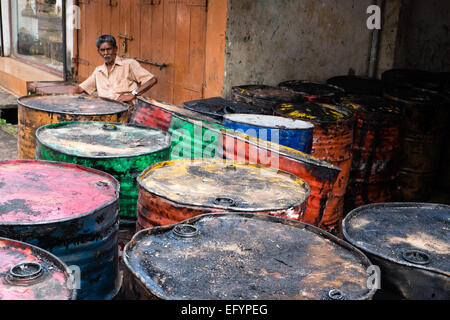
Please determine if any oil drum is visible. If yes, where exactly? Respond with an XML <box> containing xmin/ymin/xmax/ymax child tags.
<box><xmin>274</xmin><ymin>102</ymin><xmax>354</xmax><ymax>235</ymax></box>
<box><xmin>17</xmin><ymin>94</ymin><xmax>129</xmax><ymax>160</ymax></box>
<box><xmin>278</xmin><ymin>80</ymin><xmax>345</xmax><ymax>103</ymax></box>
<box><xmin>0</xmin><ymin>160</ymin><xmax>121</xmax><ymax>300</ymax></box>
<box><xmin>222</xmin><ymin>114</ymin><xmax>314</xmax><ymax>154</ymax></box>
<box><xmin>343</xmin><ymin>202</ymin><xmax>450</xmax><ymax>300</ymax></box>
<box><xmin>168</xmin><ymin>116</ymin><xmax>340</xmax><ymax>228</ymax></box>
<box><xmin>136</xmin><ymin>159</ymin><xmax>310</xmax><ymax>229</ymax></box>
<box><xmin>123</xmin><ymin>213</ymin><xmax>376</xmax><ymax>300</ymax></box>
<box><xmin>0</xmin><ymin>237</ymin><xmax>76</xmax><ymax>300</ymax></box>
<box><xmin>183</xmin><ymin>96</ymin><xmax>272</xmax><ymax>121</ymax></box>
<box><xmin>339</xmin><ymin>95</ymin><xmax>402</xmax><ymax>210</ymax></box>
<box><xmin>231</xmin><ymin>85</ymin><xmax>304</xmax><ymax>111</ymax></box>
<box><xmin>130</xmin><ymin>97</ymin><xmax>220</xmax><ymax>131</ymax></box>
<box><xmin>384</xmin><ymin>86</ymin><xmax>449</xmax><ymax>201</ymax></box>
<box><xmin>35</xmin><ymin>121</ymin><xmax>171</xmax><ymax>220</ymax></box>
<box><xmin>382</xmin><ymin>69</ymin><xmax>443</xmax><ymax>93</ymax></box>
<box><xmin>327</xmin><ymin>75</ymin><xmax>384</xmax><ymax>97</ymax></box>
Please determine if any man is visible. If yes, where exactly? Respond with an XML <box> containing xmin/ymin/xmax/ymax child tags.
<box><xmin>71</xmin><ymin>35</ymin><xmax>157</xmax><ymax>105</ymax></box>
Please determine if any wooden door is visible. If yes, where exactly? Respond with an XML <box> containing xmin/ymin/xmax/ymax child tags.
<box><xmin>74</xmin><ymin>0</ymin><xmax>208</xmax><ymax>106</ymax></box>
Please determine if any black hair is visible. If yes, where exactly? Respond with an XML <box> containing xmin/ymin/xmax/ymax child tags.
<box><xmin>96</xmin><ymin>35</ymin><xmax>117</xmax><ymax>49</ymax></box>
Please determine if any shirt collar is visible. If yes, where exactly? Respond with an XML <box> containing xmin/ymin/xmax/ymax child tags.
<box><xmin>99</xmin><ymin>55</ymin><xmax>123</xmax><ymax>74</ymax></box>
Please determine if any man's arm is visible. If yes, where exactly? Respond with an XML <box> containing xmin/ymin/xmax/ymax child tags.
<box><xmin>70</xmin><ymin>85</ymin><xmax>88</xmax><ymax>94</ymax></box>
<box><xmin>117</xmin><ymin>77</ymin><xmax>158</xmax><ymax>103</ymax></box>
<box><xmin>117</xmin><ymin>59</ymin><xmax>157</xmax><ymax>103</ymax></box>
<box><xmin>70</xmin><ymin>72</ymin><xmax>97</xmax><ymax>95</ymax></box>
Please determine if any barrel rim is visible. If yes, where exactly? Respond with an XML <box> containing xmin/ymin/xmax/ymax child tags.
<box><xmin>137</xmin><ymin>158</ymin><xmax>311</xmax><ymax>212</ymax></box>
<box><xmin>17</xmin><ymin>93</ymin><xmax>129</xmax><ymax>115</ymax></box>
<box><xmin>278</xmin><ymin>80</ymin><xmax>346</xmax><ymax>98</ymax></box>
<box><xmin>222</xmin><ymin>113</ymin><xmax>315</xmax><ymax>130</ymax></box>
<box><xmin>124</xmin><ymin>212</ymin><xmax>377</xmax><ymax>300</ymax></box>
<box><xmin>35</xmin><ymin>121</ymin><xmax>172</xmax><ymax>159</ymax></box>
<box><xmin>342</xmin><ymin>202</ymin><xmax>450</xmax><ymax>277</ymax></box>
<box><xmin>231</xmin><ymin>84</ymin><xmax>305</xmax><ymax>103</ymax></box>
<box><xmin>0</xmin><ymin>236</ymin><xmax>77</xmax><ymax>300</ymax></box>
<box><xmin>274</xmin><ymin>102</ymin><xmax>355</xmax><ymax>124</ymax></box>
<box><xmin>0</xmin><ymin>160</ymin><xmax>120</xmax><ymax>226</ymax></box>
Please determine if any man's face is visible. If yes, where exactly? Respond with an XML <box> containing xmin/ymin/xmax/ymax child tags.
<box><xmin>98</xmin><ymin>42</ymin><xmax>117</xmax><ymax>64</ymax></box>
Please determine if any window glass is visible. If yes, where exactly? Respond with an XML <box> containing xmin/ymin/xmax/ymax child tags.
<box><xmin>11</xmin><ymin>0</ymin><xmax>63</xmax><ymax>72</ymax></box>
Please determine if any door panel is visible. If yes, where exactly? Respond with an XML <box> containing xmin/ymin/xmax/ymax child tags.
<box><xmin>75</xmin><ymin>0</ymin><xmax>208</xmax><ymax>106</ymax></box>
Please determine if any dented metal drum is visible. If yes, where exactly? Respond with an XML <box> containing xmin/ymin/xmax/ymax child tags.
<box><xmin>123</xmin><ymin>213</ymin><xmax>376</xmax><ymax>300</ymax></box>
<box><xmin>183</xmin><ymin>96</ymin><xmax>272</xmax><ymax>121</ymax></box>
<box><xmin>343</xmin><ymin>203</ymin><xmax>450</xmax><ymax>300</ymax></box>
<box><xmin>136</xmin><ymin>159</ymin><xmax>310</xmax><ymax>229</ymax></box>
<box><xmin>0</xmin><ymin>160</ymin><xmax>120</xmax><ymax>300</ymax></box>
<box><xmin>35</xmin><ymin>121</ymin><xmax>171</xmax><ymax>220</ymax></box>
<box><xmin>17</xmin><ymin>94</ymin><xmax>129</xmax><ymax>160</ymax></box>
<box><xmin>0</xmin><ymin>237</ymin><xmax>76</xmax><ymax>300</ymax></box>
<box><xmin>278</xmin><ymin>80</ymin><xmax>345</xmax><ymax>103</ymax></box>
<box><xmin>222</xmin><ymin>114</ymin><xmax>314</xmax><ymax>154</ymax></box>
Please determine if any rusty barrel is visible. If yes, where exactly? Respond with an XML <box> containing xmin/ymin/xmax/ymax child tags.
<box><xmin>130</xmin><ymin>97</ymin><xmax>220</xmax><ymax>131</ymax></box>
<box><xmin>384</xmin><ymin>86</ymin><xmax>449</xmax><ymax>201</ymax></box>
<box><xmin>338</xmin><ymin>96</ymin><xmax>402</xmax><ymax>210</ymax></box>
<box><xmin>35</xmin><ymin>121</ymin><xmax>171</xmax><ymax>220</ymax></box>
<box><xmin>231</xmin><ymin>84</ymin><xmax>304</xmax><ymax>111</ymax></box>
<box><xmin>183</xmin><ymin>96</ymin><xmax>272</xmax><ymax>121</ymax></box>
<box><xmin>274</xmin><ymin>102</ymin><xmax>354</xmax><ymax>235</ymax></box>
<box><xmin>0</xmin><ymin>237</ymin><xmax>76</xmax><ymax>300</ymax></box>
<box><xmin>327</xmin><ymin>75</ymin><xmax>384</xmax><ymax>97</ymax></box>
<box><xmin>278</xmin><ymin>80</ymin><xmax>345</xmax><ymax>103</ymax></box>
<box><xmin>0</xmin><ymin>160</ymin><xmax>121</xmax><ymax>300</ymax></box>
<box><xmin>17</xmin><ymin>94</ymin><xmax>129</xmax><ymax>160</ymax></box>
<box><xmin>123</xmin><ymin>213</ymin><xmax>376</xmax><ymax>300</ymax></box>
<box><xmin>136</xmin><ymin>159</ymin><xmax>310</xmax><ymax>229</ymax></box>
<box><xmin>343</xmin><ymin>203</ymin><xmax>450</xmax><ymax>300</ymax></box>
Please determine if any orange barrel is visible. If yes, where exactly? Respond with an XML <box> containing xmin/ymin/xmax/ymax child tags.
<box><xmin>384</xmin><ymin>86</ymin><xmax>450</xmax><ymax>201</ymax></box>
<box><xmin>326</xmin><ymin>76</ymin><xmax>385</xmax><ymax>97</ymax></box>
<box><xmin>338</xmin><ymin>96</ymin><xmax>402</xmax><ymax>211</ymax></box>
<box><xmin>17</xmin><ymin>94</ymin><xmax>129</xmax><ymax>160</ymax></box>
<box><xmin>123</xmin><ymin>213</ymin><xmax>376</xmax><ymax>300</ymax></box>
<box><xmin>136</xmin><ymin>159</ymin><xmax>310</xmax><ymax>230</ymax></box>
<box><xmin>278</xmin><ymin>80</ymin><xmax>345</xmax><ymax>103</ymax></box>
<box><xmin>274</xmin><ymin>102</ymin><xmax>354</xmax><ymax>235</ymax></box>
<box><xmin>231</xmin><ymin>85</ymin><xmax>305</xmax><ymax>111</ymax></box>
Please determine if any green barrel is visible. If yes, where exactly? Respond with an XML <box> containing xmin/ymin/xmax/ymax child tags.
<box><xmin>35</xmin><ymin>121</ymin><xmax>171</xmax><ymax>220</ymax></box>
<box><xmin>168</xmin><ymin>114</ymin><xmax>225</xmax><ymax>160</ymax></box>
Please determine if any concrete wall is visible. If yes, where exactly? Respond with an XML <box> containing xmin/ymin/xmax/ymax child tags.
<box><xmin>222</xmin><ymin>0</ymin><xmax>375</xmax><ymax>97</ymax></box>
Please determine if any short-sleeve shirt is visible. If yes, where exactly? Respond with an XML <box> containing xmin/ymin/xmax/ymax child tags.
<box><xmin>79</xmin><ymin>56</ymin><xmax>154</xmax><ymax>101</ymax></box>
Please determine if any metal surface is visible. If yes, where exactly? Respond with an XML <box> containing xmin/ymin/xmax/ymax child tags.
<box><xmin>183</xmin><ymin>96</ymin><xmax>273</xmax><ymax>121</ymax></box>
<box><xmin>35</xmin><ymin>121</ymin><xmax>171</xmax><ymax>219</ymax></box>
<box><xmin>343</xmin><ymin>202</ymin><xmax>450</xmax><ymax>300</ymax></box>
<box><xmin>327</xmin><ymin>76</ymin><xmax>384</xmax><ymax>97</ymax></box>
<box><xmin>0</xmin><ymin>237</ymin><xmax>76</xmax><ymax>300</ymax></box>
<box><xmin>222</xmin><ymin>113</ymin><xmax>314</xmax><ymax>154</ymax></box>
<box><xmin>274</xmin><ymin>102</ymin><xmax>354</xmax><ymax>234</ymax></box>
<box><xmin>231</xmin><ymin>85</ymin><xmax>305</xmax><ymax>110</ymax></box>
<box><xmin>278</xmin><ymin>80</ymin><xmax>345</xmax><ymax>103</ymax></box>
<box><xmin>382</xmin><ymin>69</ymin><xmax>444</xmax><ymax>93</ymax></box>
<box><xmin>339</xmin><ymin>95</ymin><xmax>402</xmax><ymax>210</ymax></box>
<box><xmin>0</xmin><ymin>160</ymin><xmax>121</xmax><ymax>300</ymax></box>
<box><xmin>17</xmin><ymin>94</ymin><xmax>129</xmax><ymax>160</ymax></box>
<box><xmin>136</xmin><ymin>159</ymin><xmax>310</xmax><ymax>229</ymax></box>
<box><xmin>124</xmin><ymin>213</ymin><xmax>376</xmax><ymax>300</ymax></box>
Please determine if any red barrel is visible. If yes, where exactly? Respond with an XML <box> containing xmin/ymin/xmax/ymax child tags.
<box><xmin>339</xmin><ymin>95</ymin><xmax>402</xmax><ymax>210</ymax></box>
<box><xmin>274</xmin><ymin>102</ymin><xmax>354</xmax><ymax>235</ymax></box>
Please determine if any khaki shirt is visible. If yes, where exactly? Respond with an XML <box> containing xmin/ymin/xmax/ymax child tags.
<box><xmin>79</xmin><ymin>56</ymin><xmax>154</xmax><ymax>101</ymax></box>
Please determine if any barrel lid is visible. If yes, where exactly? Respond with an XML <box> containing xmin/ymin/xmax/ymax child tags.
<box><xmin>183</xmin><ymin>97</ymin><xmax>272</xmax><ymax>120</ymax></box>
<box><xmin>17</xmin><ymin>94</ymin><xmax>129</xmax><ymax>115</ymax></box>
<box><xmin>343</xmin><ymin>203</ymin><xmax>450</xmax><ymax>276</ymax></box>
<box><xmin>274</xmin><ymin>102</ymin><xmax>354</xmax><ymax>123</ymax></box>
<box><xmin>339</xmin><ymin>95</ymin><xmax>402</xmax><ymax>115</ymax></box>
<box><xmin>0</xmin><ymin>237</ymin><xmax>76</xmax><ymax>300</ymax></box>
<box><xmin>382</xmin><ymin>69</ymin><xmax>443</xmax><ymax>93</ymax></box>
<box><xmin>384</xmin><ymin>86</ymin><xmax>445</xmax><ymax>105</ymax></box>
<box><xmin>138</xmin><ymin>159</ymin><xmax>310</xmax><ymax>212</ymax></box>
<box><xmin>36</xmin><ymin>121</ymin><xmax>171</xmax><ymax>158</ymax></box>
<box><xmin>278</xmin><ymin>80</ymin><xmax>345</xmax><ymax>98</ymax></box>
<box><xmin>223</xmin><ymin>114</ymin><xmax>314</xmax><ymax>130</ymax></box>
<box><xmin>0</xmin><ymin>161</ymin><xmax>119</xmax><ymax>224</ymax></box>
<box><xmin>232</xmin><ymin>85</ymin><xmax>305</xmax><ymax>103</ymax></box>
<box><xmin>326</xmin><ymin>76</ymin><xmax>384</xmax><ymax>96</ymax></box>
<box><xmin>124</xmin><ymin>213</ymin><xmax>375</xmax><ymax>300</ymax></box>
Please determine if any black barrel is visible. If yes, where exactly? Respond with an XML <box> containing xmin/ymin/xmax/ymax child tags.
<box><xmin>278</xmin><ymin>80</ymin><xmax>345</xmax><ymax>103</ymax></box>
<box><xmin>382</xmin><ymin>69</ymin><xmax>444</xmax><ymax>93</ymax></box>
<box><xmin>327</xmin><ymin>76</ymin><xmax>384</xmax><ymax>97</ymax></box>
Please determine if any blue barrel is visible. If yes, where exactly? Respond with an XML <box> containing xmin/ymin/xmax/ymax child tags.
<box><xmin>222</xmin><ymin>113</ymin><xmax>314</xmax><ymax>154</ymax></box>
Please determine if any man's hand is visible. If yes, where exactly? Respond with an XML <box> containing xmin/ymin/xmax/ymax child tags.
<box><xmin>70</xmin><ymin>85</ymin><xmax>86</xmax><ymax>95</ymax></box>
<box><xmin>117</xmin><ymin>93</ymin><xmax>135</xmax><ymax>103</ymax></box>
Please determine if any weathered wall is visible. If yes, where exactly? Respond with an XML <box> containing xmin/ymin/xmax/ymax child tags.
<box><xmin>222</xmin><ymin>0</ymin><xmax>375</xmax><ymax>97</ymax></box>
<box><xmin>394</xmin><ymin>0</ymin><xmax>450</xmax><ymax>72</ymax></box>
